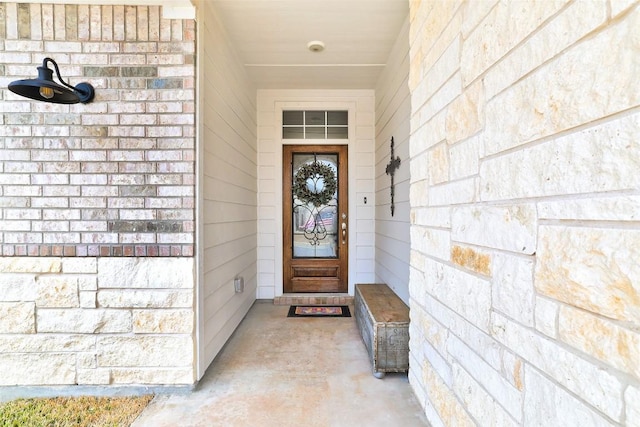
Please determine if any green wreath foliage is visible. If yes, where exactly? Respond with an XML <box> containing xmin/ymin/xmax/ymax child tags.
<box><xmin>293</xmin><ymin>161</ymin><xmax>337</xmax><ymax>207</ymax></box>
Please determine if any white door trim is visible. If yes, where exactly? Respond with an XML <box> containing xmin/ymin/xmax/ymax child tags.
<box><xmin>274</xmin><ymin>100</ymin><xmax>357</xmax><ymax>297</ymax></box>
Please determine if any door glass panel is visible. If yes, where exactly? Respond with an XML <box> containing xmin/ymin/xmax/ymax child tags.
<box><xmin>327</xmin><ymin>127</ymin><xmax>348</xmax><ymax>139</ymax></box>
<box><xmin>305</xmin><ymin>111</ymin><xmax>325</xmax><ymax>125</ymax></box>
<box><xmin>327</xmin><ymin>111</ymin><xmax>348</xmax><ymax>125</ymax></box>
<box><xmin>305</xmin><ymin>127</ymin><xmax>325</xmax><ymax>139</ymax></box>
<box><xmin>283</xmin><ymin>127</ymin><xmax>304</xmax><ymax>139</ymax></box>
<box><xmin>292</xmin><ymin>153</ymin><xmax>338</xmax><ymax>258</ymax></box>
<box><xmin>283</xmin><ymin>111</ymin><xmax>303</xmax><ymax>125</ymax></box>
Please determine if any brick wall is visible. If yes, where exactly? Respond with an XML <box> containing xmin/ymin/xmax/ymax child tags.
<box><xmin>408</xmin><ymin>1</ymin><xmax>640</xmax><ymax>425</ymax></box>
<box><xmin>0</xmin><ymin>3</ymin><xmax>195</xmax><ymax>257</ymax></box>
<box><xmin>0</xmin><ymin>3</ymin><xmax>197</xmax><ymax>387</ymax></box>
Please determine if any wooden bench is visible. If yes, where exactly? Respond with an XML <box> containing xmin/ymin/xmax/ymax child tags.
<box><xmin>354</xmin><ymin>283</ymin><xmax>410</xmax><ymax>378</ymax></box>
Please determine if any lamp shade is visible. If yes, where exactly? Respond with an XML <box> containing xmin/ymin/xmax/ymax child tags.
<box><xmin>8</xmin><ymin>58</ymin><xmax>94</xmax><ymax>104</ymax></box>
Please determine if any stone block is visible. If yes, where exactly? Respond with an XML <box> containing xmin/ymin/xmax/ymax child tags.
<box><xmin>484</xmin><ymin>0</ymin><xmax>606</xmax><ymax>99</ymax></box>
<box><xmin>78</xmin><ymin>276</ymin><xmax>98</xmax><ymax>291</ymax></box>
<box><xmin>408</xmin><ymin>367</ymin><xmax>430</xmax><ymax>422</ymax></box>
<box><xmin>482</xmin><ymin>8</ymin><xmax>640</xmax><ymax>156</ymax></box>
<box><xmin>447</xmin><ymin>335</ymin><xmax>522</xmax><ymax>421</ymax></box>
<box><xmin>77</xmin><ymin>352</ymin><xmax>97</xmax><ymax>369</ymax></box>
<box><xmin>427</xmin><ymin>142</ymin><xmax>449</xmax><ymax>185</ymax></box>
<box><xmin>0</xmin><ymin>302</ymin><xmax>35</xmax><ymax>333</ymax></box>
<box><xmin>534</xmin><ymin>296</ymin><xmax>558</xmax><ymax>338</ymax></box>
<box><xmin>421</xmin><ymin>258</ymin><xmax>491</xmax><ymax>331</ymax></box>
<box><xmin>77</xmin><ymin>368</ymin><xmax>111</xmax><ymax>385</ymax></box>
<box><xmin>0</xmin><ymin>335</ymin><xmax>95</xmax><ymax>353</ymax></box>
<box><xmin>627</xmin><ymin>385</ymin><xmax>640</xmax><ymax>427</ymax></box>
<box><xmin>523</xmin><ymin>366</ymin><xmax>614</xmax><ymax>426</ymax></box>
<box><xmin>428</xmin><ymin>177</ymin><xmax>477</xmax><ymax>207</ymax></box>
<box><xmin>410</xmin><ymin>109</ymin><xmax>446</xmax><ymax>155</ymax></box>
<box><xmin>417</xmin><ymin>305</ymin><xmax>448</xmax><ymax>357</ymax></box>
<box><xmin>79</xmin><ymin>291</ymin><xmax>97</xmax><ymax>308</ymax></box>
<box><xmin>423</xmin><ymin>340</ymin><xmax>452</xmax><ymax>387</ymax></box>
<box><xmin>409</xmin><ymin>151</ymin><xmax>430</xmax><ymax>180</ymax></box>
<box><xmin>424</xmin><ymin>34</ymin><xmax>460</xmax><ymax>102</ymax></box>
<box><xmin>452</xmin><ymin>362</ymin><xmax>519</xmax><ymax>427</ymax></box>
<box><xmin>481</xmin><ymin>113</ymin><xmax>640</xmax><ymax>201</ymax></box>
<box><xmin>97</xmin><ymin>289</ymin><xmax>193</xmax><ymax>308</ymax></box>
<box><xmin>36</xmin><ymin>276</ymin><xmax>79</xmax><ymax>308</ymax></box>
<box><xmin>460</xmin><ymin>0</ymin><xmax>498</xmax><ymax>38</ymax></box>
<box><xmin>424</xmin><ymin>292</ymin><xmax>503</xmax><ymax>371</ymax></box>
<box><xmin>0</xmin><ymin>276</ymin><xmax>36</xmax><ymax>301</ymax></box>
<box><xmin>461</xmin><ymin>0</ymin><xmax>568</xmax><ymax>86</ymax></box>
<box><xmin>62</xmin><ymin>257</ymin><xmax>97</xmax><ymax>273</ymax></box>
<box><xmin>409</xmin><ymin>0</ymin><xmax>460</xmax><ymax>67</ymax></box>
<box><xmin>415</xmin><ymin>72</ymin><xmax>461</xmax><ymax>126</ymax></box>
<box><xmin>411</xmin><ymin>207</ymin><xmax>450</xmax><ymax>228</ymax></box>
<box><xmin>132</xmin><ymin>309</ymin><xmax>194</xmax><ymax>333</ymax></box>
<box><xmin>422</xmin><ymin>358</ymin><xmax>475</xmax><ymax>427</ymax></box>
<box><xmin>98</xmin><ymin>257</ymin><xmax>194</xmax><ymax>288</ymax></box>
<box><xmin>451</xmin><ymin>204</ymin><xmax>536</xmax><ymax>254</ymax></box>
<box><xmin>0</xmin><ymin>257</ymin><xmax>62</xmax><ymax>273</ymax></box>
<box><xmin>409</xmin><ymin>180</ymin><xmax>428</xmax><ymax>208</ymax></box>
<box><xmin>0</xmin><ymin>353</ymin><xmax>75</xmax><ymax>385</ymax></box>
<box><xmin>491</xmin><ymin>312</ymin><xmax>623</xmax><ymax>421</ymax></box>
<box><xmin>97</xmin><ymin>335</ymin><xmax>193</xmax><ymax>368</ymax></box>
<box><xmin>110</xmin><ymin>367</ymin><xmax>194</xmax><ymax>385</ymax></box>
<box><xmin>449</xmin><ymin>135</ymin><xmax>480</xmax><ymax>180</ymax></box>
<box><xmin>538</xmin><ymin>195</ymin><xmax>640</xmax><ymax>222</ymax></box>
<box><xmin>446</xmin><ymin>80</ymin><xmax>484</xmax><ymax>144</ymax></box>
<box><xmin>500</xmin><ymin>350</ymin><xmax>524</xmax><ymax>392</ymax></box>
<box><xmin>451</xmin><ymin>245</ymin><xmax>491</xmax><ymax>276</ymax></box>
<box><xmin>492</xmin><ymin>253</ymin><xmax>535</xmax><ymax>326</ymax></box>
<box><xmin>611</xmin><ymin>0</ymin><xmax>639</xmax><ymax>17</ymax></box>
<box><xmin>559</xmin><ymin>305</ymin><xmax>640</xmax><ymax>378</ymax></box>
<box><xmin>411</xmin><ymin>226</ymin><xmax>450</xmax><ymax>260</ymax></box>
<box><xmin>536</xmin><ymin>226</ymin><xmax>640</xmax><ymax>324</ymax></box>
<box><xmin>37</xmin><ymin>309</ymin><xmax>131</xmax><ymax>333</ymax></box>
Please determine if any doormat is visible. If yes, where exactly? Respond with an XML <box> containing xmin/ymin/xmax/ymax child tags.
<box><xmin>287</xmin><ymin>305</ymin><xmax>351</xmax><ymax>318</ymax></box>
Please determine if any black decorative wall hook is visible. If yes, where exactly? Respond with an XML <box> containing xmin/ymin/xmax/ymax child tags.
<box><xmin>385</xmin><ymin>137</ymin><xmax>401</xmax><ymax>216</ymax></box>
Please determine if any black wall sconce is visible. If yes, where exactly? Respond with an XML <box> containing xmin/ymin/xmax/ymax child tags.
<box><xmin>8</xmin><ymin>57</ymin><xmax>95</xmax><ymax>104</ymax></box>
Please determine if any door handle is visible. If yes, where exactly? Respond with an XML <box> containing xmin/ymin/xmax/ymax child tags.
<box><xmin>341</xmin><ymin>222</ymin><xmax>347</xmax><ymax>244</ymax></box>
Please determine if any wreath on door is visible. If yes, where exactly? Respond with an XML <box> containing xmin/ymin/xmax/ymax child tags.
<box><xmin>293</xmin><ymin>161</ymin><xmax>337</xmax><ymax>207</ymax></box>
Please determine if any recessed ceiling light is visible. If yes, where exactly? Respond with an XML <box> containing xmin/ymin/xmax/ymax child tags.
<box><xmin>307</xmin><ymin>41</ymin><xmax>325</xmax><ymax>53</ymax></box>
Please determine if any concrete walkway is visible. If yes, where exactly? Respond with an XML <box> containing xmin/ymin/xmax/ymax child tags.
<box><xmin>132</xmin><ymin>301</ymin><xmax>429</xmax><ymax>427</ymax></box>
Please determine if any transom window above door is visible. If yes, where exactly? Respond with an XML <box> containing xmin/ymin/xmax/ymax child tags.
<box><xmin>282</xmin><ymin>110</ymin><xmax>348</xmax><ymax>139</ymax></box>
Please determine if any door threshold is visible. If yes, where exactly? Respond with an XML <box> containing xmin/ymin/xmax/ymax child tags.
<box><xmin>274</xmin><ymin>293</ymin><xmax>353</xmax><ymax>306</ymax></box>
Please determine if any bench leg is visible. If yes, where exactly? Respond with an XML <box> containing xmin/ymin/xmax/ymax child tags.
<box><xmin>373</xmin><ymin>370</ymin><xmax>386</xmax><ymax>379</ymax></box>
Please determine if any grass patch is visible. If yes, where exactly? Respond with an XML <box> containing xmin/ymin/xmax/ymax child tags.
<box><xmin>0</xmin><ymin>395</ymin><xmax>153</xmax><ymax>427</ymax></box>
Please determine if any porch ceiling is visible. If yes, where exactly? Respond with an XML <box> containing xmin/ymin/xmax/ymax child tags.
<box><xmin>210</xmin><ymin>0</ymin><xmax>409</xmax><ymax>90</ymax></box>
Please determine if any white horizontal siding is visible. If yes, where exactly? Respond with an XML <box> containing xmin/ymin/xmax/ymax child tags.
<box><xmin>197</xmin><ymin>0</ymin><xmax>257</xmax><ymax>378</ymax></box>
<box><xmin>374</xmin><ymin>17</ymin><xmax>411</xmax><ymax>304</ymax></box>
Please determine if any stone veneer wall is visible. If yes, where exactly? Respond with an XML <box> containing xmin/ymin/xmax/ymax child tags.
<box><xmin>408</xmin><ymin>1</ymin><xmax>640</xmax><ymax>426</ymax></box>
<box><xmin>0</xmin><ymin>3</ymin><xmax>197</xmax><ymax>386</ymax></box>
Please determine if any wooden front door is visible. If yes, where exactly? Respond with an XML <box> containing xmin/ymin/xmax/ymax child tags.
<box><xmin>283</xmin><ymin>145</ymin><xmax>348</xmax><ymax>293</ymax></box>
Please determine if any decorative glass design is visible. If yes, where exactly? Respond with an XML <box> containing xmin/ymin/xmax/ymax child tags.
<box><xmin>291</xmin><ymin>153</ymin><xmax>339</xmax><ymax>258</ymax></box>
